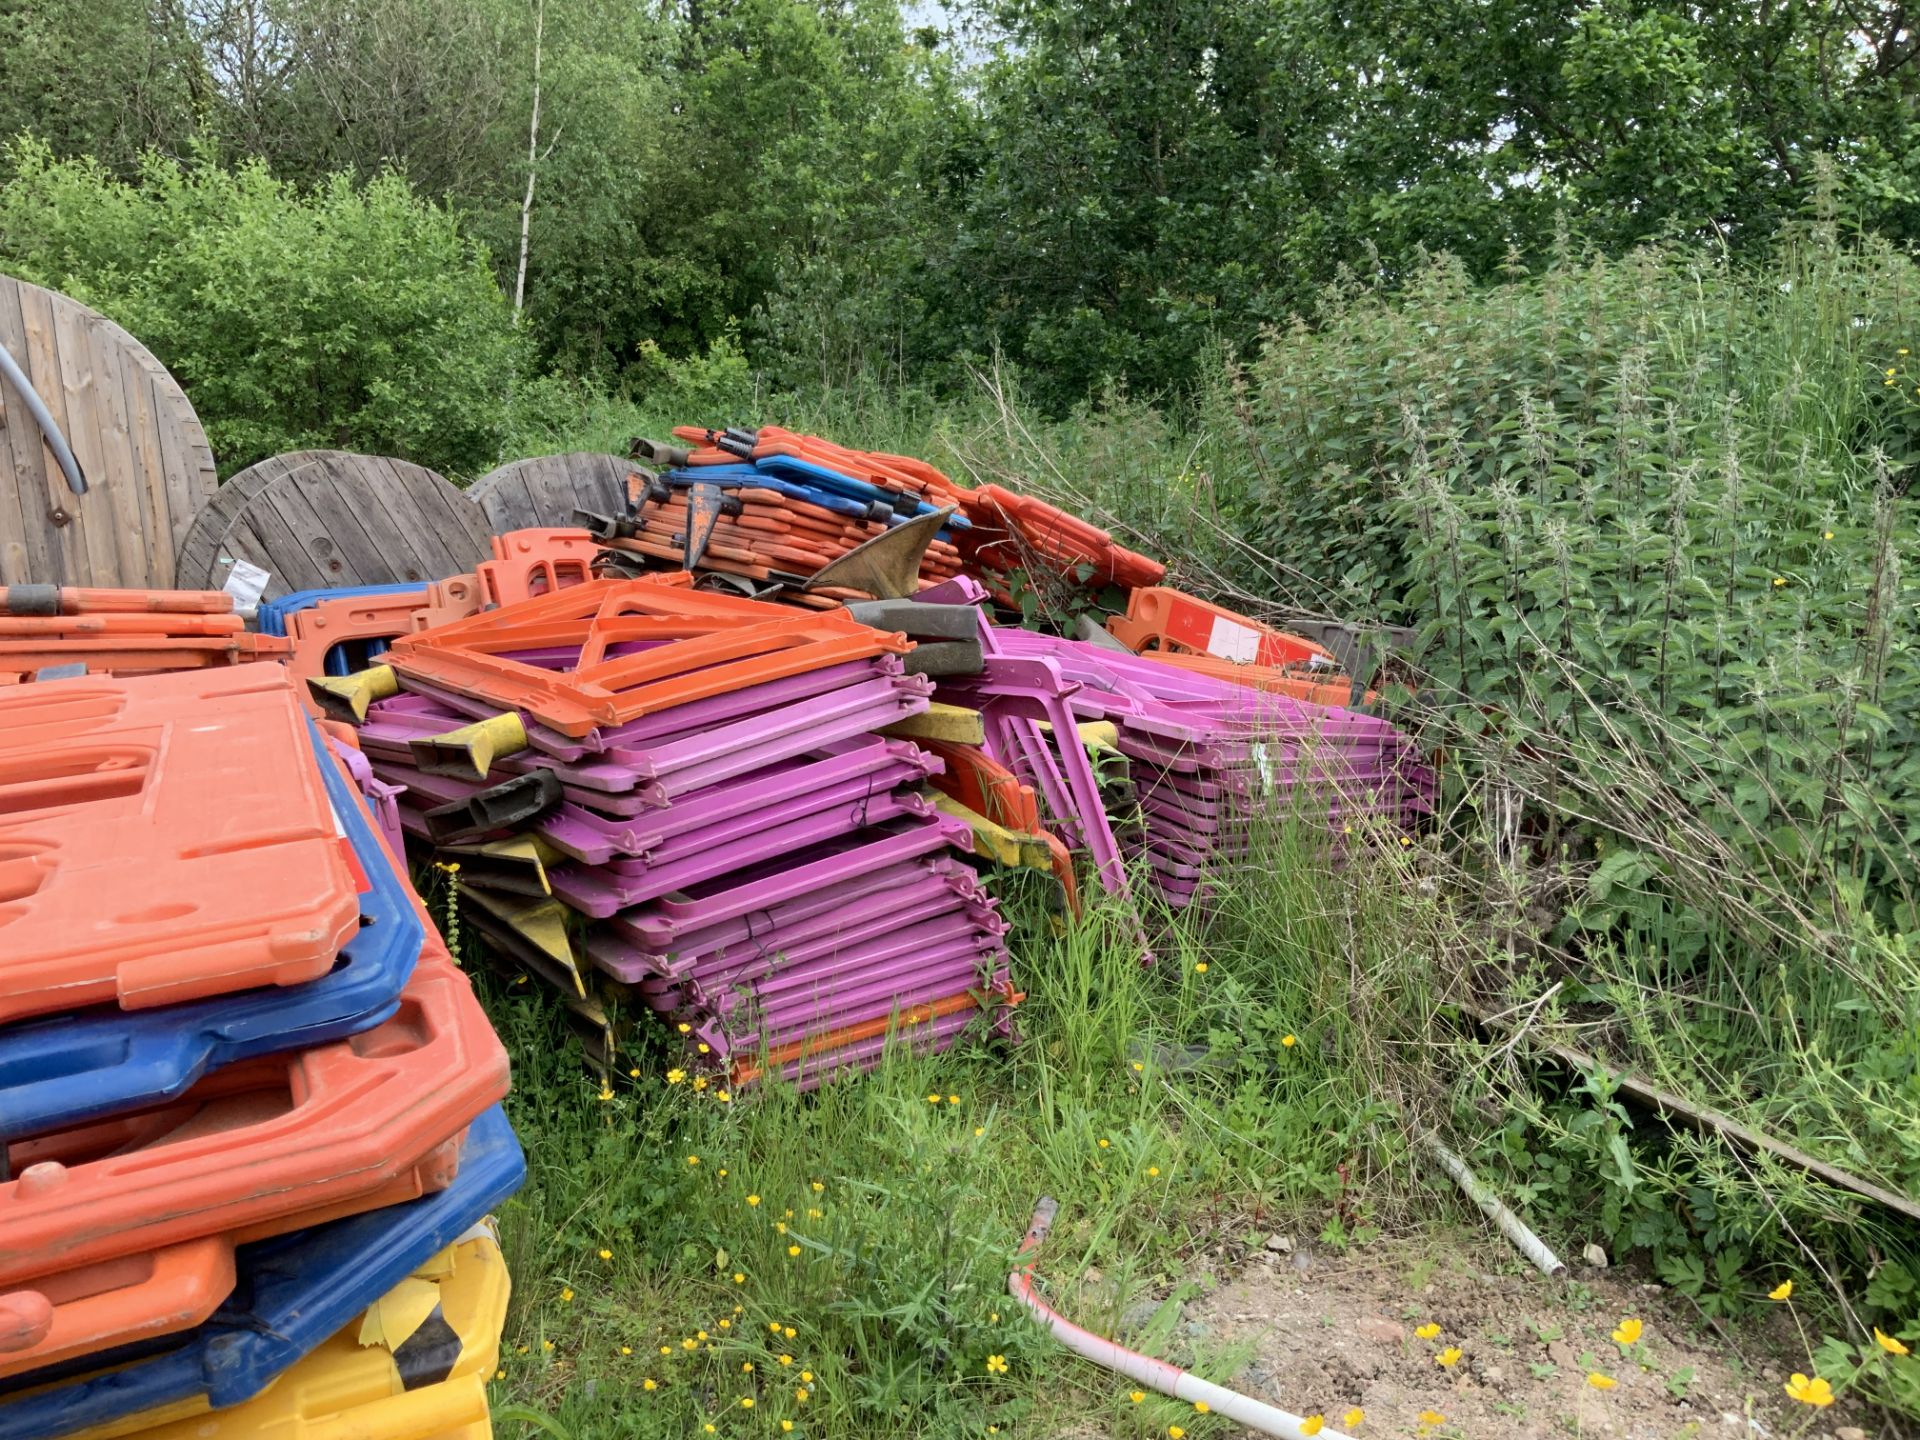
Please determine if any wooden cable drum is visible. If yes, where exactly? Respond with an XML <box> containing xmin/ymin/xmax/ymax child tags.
<box><xmin>0</xmin><ymin>272</ymin><xmax>217</xmax><ymax>589</ymax></box>
<box><xmin>467</xmin><ymin>452</ymin><xmax>636</xmax><ymax>532</ymax></box>
<box><xmin>175</xmin><ymin>450</ymin><xmax>492</xmax><ymax>599</ymax></box>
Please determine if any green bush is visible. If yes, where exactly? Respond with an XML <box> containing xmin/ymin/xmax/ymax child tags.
<box><xmin>0</xmin><ymin>140</ymin><xmax>522</xmax><ymax>477</ymax></box>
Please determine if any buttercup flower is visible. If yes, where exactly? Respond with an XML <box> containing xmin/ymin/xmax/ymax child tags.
<box><xmin>1784</xmin><ymin>1373</ymin><xmax>1834</xmax><ymax>1407</ymax></box>
<box><xmin>1417</xmin><ymin>1412</ymin><xmax>1445</xmax><ymax>1428</ymax></box>
<box><xmin>1611</xmin><ymin>1318</ymin><xmax>1642</xmax><ymax>1345</ymax></box>
<box><xmin>1875</xmin><ymin>1327</ymin><xmax>1910</xmax><ymax>1356</ymax></box>
<box><xmin>1436</xmin><ymin>1346</ymin><xmax>1461</xmax><ymax>1368</ymax></box>
<box><xmin>1343</xmin><ymin>1408</ymin><xmax>1365</xmax><ymax>1428</ymax></box>
<box><xmin>1414</xmin><ymin>1323</ymin><xmax>1441</xmax><ymax>1340</ymax></box>
<box><xmin>1768</xmin><ymin>1280</ymin><xmax>1792</xmax><ymax>1301</ymax></box>
<box><xmin>1300</xmin><ymin>1418</ymin><xmax>1324</xmax><ymax>1437</ymax></box>
<box><xmin>987</xmin><ymin>1355</ymin><xmax>1009</xmax><ymax>1373</ymax></box>
<box><xmin>1129</xmin><ymin>1391</ymin><xmax>1145</xmax><ymax>1404</ymax></box>
<box><xmin>1587</xmin><ymin>1373</ymin><xmax>1616</xmax><ymax>1390</ymax></box>
<box><xmin>1282</xmin><ymin>1034</ymin><xmax>1298</xmax><ymax>1048</ymax></box>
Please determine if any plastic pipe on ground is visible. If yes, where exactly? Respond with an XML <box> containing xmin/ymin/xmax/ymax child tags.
<box><xmin>1009</xmin><ymin>1197</ymin><xmax>1353</xmax><ymax>1439</ymax></box>
<box><xmin>1420</xmin><ymin>1134</ymin><xmax>1566</xmax><ymax>1277</ymax></box>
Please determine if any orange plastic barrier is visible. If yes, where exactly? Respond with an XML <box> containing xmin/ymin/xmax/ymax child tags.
<box><xmin>1107</xmin><ymin>587</ymin><xmax>1334</xmax><ymax>669</ymax></box>
<box><xmin>0</xmin><ymin>588</ymin><xmax>234</xmax><ymax>617</ymax></box>
<box><xmin>0</xmin><ymin>665</ymin><xmax>360</xmax><ymax>1023</ymax></box>
<box><xmin>476</xmin><ymin>529</ymin><xmax>599</xmax><ymax>608</ymax></box>
<box><xmin>922</xmin><ymin>739</ymin><xmax>1079</xmax><ymax>913</ymax></box>
<box><xmin>0</xmin><ymin>1235</ymin><xmax>233</xmax><ymax>1379</ymax></box>
<box><xmin>386</xmin><ymin>579</ymin><xmax>912</xmax><ymax>736</ymax></box>
<box><xmin>1131</xmin><ymin>650</ymin><xmax>1370</xmax><ymax>708</ymax></box>
<box><xmin>0</xmin><ymin>949</ymin><xmax>506</xmax><ymax>1303</ymax></box>
<box><xmin>0</xmin><ymin>632</ymin><xmax>289</xmax><ymax>678</ymax></box>
<box><xmin>281</xmin><ymin>577</ymin><xmax>483</xmax><ymax>703</ymax></box>
<box><xmin>958</xmin><ymin>484</ymin><xmax>1165</xmax><ymax>591</ymax></box>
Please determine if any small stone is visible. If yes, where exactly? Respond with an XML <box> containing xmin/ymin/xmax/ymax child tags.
<box><xmin>1291</xmin><ymin>1250</ymin><xmax>1313</xmax><ymax>1273</ymax></box>
<box><xmin>1583</xmin><ymin>1243</ymin><xmax>1610</xmax><ymax>1269</ymax></box>
<box><xmin>1355</xmin><ymin>1318</ymin><xmax>1406</xmax><ymax>1345</ymax></box>
<box><xmin>1264</xmin><ymin>1233</ymin><xmax>1294</xmax><ymax>1253</ymax></box>
<box><xmin>1836</xmin><ymin>1427</ymin><xmax>1867</xmax><ymax>1440</ymax></box>
<box><xmin>1721</xmin><ymin>1415</ymin><xmax>1742</xmax><ymax>1428</ymax></box>
<box><xmin>1761</xmin><ymin>1366</ymin><xmax>1780</xmax><ymax>1383</ymax></box>
<box><xmin>1481</xmin><ymin>1364</ymin><xmax>1504</xmax><ymax>1385</ymax></box>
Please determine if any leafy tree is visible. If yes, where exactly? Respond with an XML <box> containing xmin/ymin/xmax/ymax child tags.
<box><xmin>0</xmin><ymin>141</ymin><xmax>522</xmax><ymax>475</ymax></box>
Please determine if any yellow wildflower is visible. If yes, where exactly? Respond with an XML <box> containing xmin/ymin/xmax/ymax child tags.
<box><xmin>1772</xmin><ymin>576</ymin><xmax>1787</xmax><ymax>587</ymax></box>
<box><xmin>599</xmin><ymin>1248</ymin><xmax>613</xmax><ymax>1261</ymax></box>
<box><xmin>811</xmin><ymin>1180</ymin><xmax>824</xmax><ymax>1192</ymax></box>
<box><xmin>682</xmin><ymin>1338</ymin><xmax>696</xmax><ymax>1351</ymax></box>
<box><xmin>620</xmin><ymin>1345</ymin><xmax>632</xmax><ymax>1356</ymax></box>
<box><xmin>693</xmin><ymin>1076</ymin><xmax>708</xmax><ymax>1091</ymax></box>
<box><xmin>1300</xmin><ymin>1418</ymin><xmax>1324</xmax><ymax>1437</ymax></box>
<box><xmin>975</xmin><ymin>1126</ymin><xmax>986</xmax><ymax>1136</ymax></box>
<box><xmin>1823</xmin><ymin>530</ymin><xmax>1834</xmax><ymax>540</ymax></box>
<box><xmin>698</xmin><ymin>1043</ymin><xmax>710</xmax><ymax>1054</ymax></box>
<box><xmin>1783</xmin><ymin>1373</ymin><xmax>1834</xmax><ymax>1407</ymax></box>
<box><xmin>1194</xmin><ymin>1400</ymin><xmax>1210</xmax><ymax>1413</ymax></box>
<box><xmin>800</xmin><ymin>1369</ymin><xmax>813</xmax><ymax>1382</ymax></box>
<box><xmin>788</xmin><ymin>1244</ymin><xmax>801</xmax><ymax>1257</ymax></box>
<box><xmin>1168</xmin><ymin>1428</ymin><xmax>1185</xmax><ymax>1440</ymax></box>
<box><xmin>597</xmin><ymin>1087</ymin><xmax>615</xmax><ymax>1101</ymax></box>
<box><xmin>541</xmin><ymin>1339</ymin><xmax>554</xmax><ymax>1352</ymax></box>
<box><xmin>1611</xmin><ymin>1317</ymin><xmax>1643</xmax><ymax>1345</ymax></box>
<box><xmin>1587</xmin><ymin>1372</ymin><xmax>1616</xmax><ymax>1390</ymax></box>
<box><xmin>796</xmin><ymin>1387</ymin><xmax>810</xmax><ymax>1401</ymax></box>
<box><xmin>784</xmin><ymin>1328</ymin><xmax>796</xmax><ymax>1339</ymax></box>
<box><xmin>560</xmin><ymin>1287</ymin><xmax>574</xmax><ymax>1303</ymax></box>
<box><xmin>666</xmin><ymin>1069</ymin><xmax>687</xmax><ymax>1085</ymax></box>
<box><xmin>1436</xmin><ymin>1346</ymin><xmax>1462</xmax><ymax>1367</ymax></box>
<box><xmin>1343</xmin><ymin>1408</ymin><xmax>1365</xmax><ymax>1428</ymax></box>
<box><xmin>1098</xmin><ymin>1138</ymin><xmax>1111</xmax><ymax>1149</ymax></box>
<box><xmin>494</xmin><ymin>1369</ymin><xmax>505</xmax><ymax>1380</ymax></box>
<box><xmin>779</xmin><ymin>1354</ymin><xmax>793</xmax><ymax>1366</ymax></box>
<box><xmin>1417</xmin><ymin>1413</ymin><xmax>1445</xmax><ymax>1428</ymax></box>
<box><xmin>742</xmin><ymin>1362</ymin><xmax>754</xmax><ymax>1373</ymax></box>
<box><xmin>1194</xmin><ymin>962</ymin><xmax>1208</xmax><ymax>973</ymax></box>
<box><xmin>687</xmin><ymin>1155</ymin><xmax>699</xmax><ymax>1165</ymax></box>
<box><xmin>732</xmin><ymin>1272</ymin><xmax>745</xmax><ymax>1283</ymax></box>
<box><xmin>1147</xmin><ymin>1165</ymin><xmax>1161</xmax><ymax>1176</ymax></box>
<box><xmin>1282</xmin><ymin>1034</ymin><xmax>1297</xmax><ymax>1048</ymax></box>
<box><xmin>1875</xmin><ymin>1327</ymin><xmax>1910</xmax><ymax>1356</ymax></box>
<box><xmin>1130</xmin><ymin>1390</ymin><xmax>1146</xmax><ymax>1403</ymax></box>
<box><xmin>986</xmin><ymin>1354</ymin><xmax>1009</xmax><ymax>1374</ymax></box>
<box><xmin>740</xmin><ymin>1397</ymin><xmax>755</xmax><ymax>1409</ymax></box>
<box><xmin>677</xmin><ymin>1023</ymin><xmax>690</xmax><ymax>1033</ymax></box>
<box><xmin>643</xmin><ymin>1378</ymin><xmax>657</xmax><ymax>1391</ymax></box>
<box><xmin>927</xmin><ymin>1093</ymin><xmax>942</xmax><ymax>1103</ymax></box>
<box><xmin>747</xmin><ymin>1195</ymin><xmax>761</xmax><ymax>1207</ymax></box>
<box><xmin>948</xmin><ymin>1094</ymin><xmax>960</xmax><ymax>1104</ymax></box>
<box><xmin>1414</xmin><ymin>1323</ymin><xmax>1441</xmax><ymax>1339</ymax></box>
<box><xmin>782</xmin><ymin>1424</ymin><xmax>795</xmax><ymax>1434</ymax></box>
<box><xmin>1768</xmin><ymin>1280</ymin><xmax>1792</xmax><ymax>1301</ymax></box>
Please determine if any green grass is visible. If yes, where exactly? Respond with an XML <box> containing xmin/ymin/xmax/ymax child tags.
<box><xmin>465</xmin><ymin>823</ymin><xmax>1452</xmax><ymax>1439</ymax></box>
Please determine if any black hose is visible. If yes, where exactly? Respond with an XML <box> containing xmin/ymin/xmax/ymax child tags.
<box><xmin>0</xmin><ymin>339</ymin><xmax>87</xmax><ymax>496</ymax></box>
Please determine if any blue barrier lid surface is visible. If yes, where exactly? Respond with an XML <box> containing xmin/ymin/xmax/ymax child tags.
<box><xmin>0</xmin><ymin>1104</ymin><xmax>525</xmax><ymax>1439</ymax></box>
<box><xmin>0</xmin><ymin>721</ymin><xmax>423</xmax><ymax>1141</ymax></box>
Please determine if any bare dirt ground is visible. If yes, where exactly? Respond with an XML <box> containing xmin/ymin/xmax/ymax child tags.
<box><xmin>1083</xmin><ymin>1229</ymin><xmax>1890</xmax><ymax>1440</ymax></box>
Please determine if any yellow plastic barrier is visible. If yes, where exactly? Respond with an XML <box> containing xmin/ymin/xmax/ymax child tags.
<box><xmin>74</xmin><ymin>1231</ymin><xmax>508</xmax><ymax>1440</ymax></box>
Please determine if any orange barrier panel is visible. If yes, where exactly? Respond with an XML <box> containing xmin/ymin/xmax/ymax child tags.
<box><xmin>1130</xmin><ymin>650</ymin><xmax>1371</xmax><ymax>708</ymax></box>
<box><xmin>0</xmin><ymin>665</ymin><xmax>359</xmax><ymax>1022</ymax></box>
<box><xmin>1107</xmin><ymin>586</ymin><xmax>1334</xmax><ymax>669</ymax></box>
<box><xmin>476</xmin><ymin>529</ymin><xmax>598</xmax><ymax>609</ymax></box>
<box><xmin>958</xmin><ymin>485</ymin><xmax>1165</xmax><ymax>590</ymax></box>
<box><xmin>0</xmin><ymin>588</ymin><xmax>233</xmax><ymax>617</ymax></box>
<box><xmin>386</xmin><ymin>579</ymin><xmax>912</xmax><ymax>736</ymax></box>
<box><xmin>281</xmin><ymin>579</ymin><xmax>483</xmax><ymax>705</ymax></box>
<box><xmin>0</xmin><ymin>633</ymin><xmax>290</xmax><ymax>678</ymax></box>
<box><xmin>0</xmin><ymin>614</ymin><xmax>243</xmax><ymax>638</ymax></box>
<box><xmin>0</xmin><ymin>1235</ymin><xmax>232</xmax><ymax>1379</ymax></box>
<box><xmin>0</xmin><ymin>950</ymin><xmax>506</xmax><ymax>1300</ymax></box>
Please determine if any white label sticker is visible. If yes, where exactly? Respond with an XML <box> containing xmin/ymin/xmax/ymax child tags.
<box><xmin>1206</xmin><ymin>615</ymin><xmax>1261</xmax><ymax>663</ymax></box>
<box><xmin>1251</xmin><ymin>741</ymin><xmax>1275</xmax><ymax>792</ymax></box>
<box><xmin>221</xmin><ymin>558</ymin><xmax>272</xmax><ymax>618</ymax></box>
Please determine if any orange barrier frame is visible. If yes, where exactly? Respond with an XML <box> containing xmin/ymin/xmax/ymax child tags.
<box><xmin>1107</xmin><ymin>587</ymin><xmax>1334</xmax><ymax>669</ymax></box>
<box><xmin>386</xmin><ymin>579</ymin><xmax>911</xmax><ymax>737</ymax></box>
<box><xmin>477</xmin><ymin>530</ymin><xmax>599</xmax><ymax>609</ymax></box>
